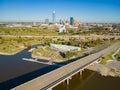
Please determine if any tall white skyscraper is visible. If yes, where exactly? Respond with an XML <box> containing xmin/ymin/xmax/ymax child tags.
<box><xmin>52</xmin><ymin>10</ymin><xmax>56</xmax><ymax>24</ymax></box>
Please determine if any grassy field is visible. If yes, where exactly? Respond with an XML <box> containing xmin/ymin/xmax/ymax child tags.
<box><xmin>116</xmin><ymin>50</ymin><xmax>120</xmax><ymax>56</ymax></box>
<box><xmin>100</xmin><ymin>48</ymin><xmax>118</xmax><ymax>64</ymax></box>
<box><xmin>0</xmin><ymin>27</ymin><xmax>111</xmax><ymax>36</ymax></box>
<box><xmin>0</xmin><ymin>37</ymin><xmax>43</xmax><ymax>54</ymax></box>
<box><xmin>32</xmin><ymin>46</ymin><xmax>64</xmax><ymax>61</ymax></box>
<box><xmin>0</xmin><ymin>27</ymin><xmax>58</xmax><ymax>35</ymax></box>
<box><xmin>100</xmin><ymin>40</ymin><xmax>120</xmax><ymax>64</ymax></box>
<box><xmin>0</xmin><ymin>35</ymin><xmax>119</xmax><ymax>55</ymax></box>
<box><xmin>31</xmin><ymin>45</ymin><xmax>87</xmax><ymax>61</ymax></box>
<box><xmin>0</xmin><ymin>27</ymin><xmax>119</xmax><ymax>55</ymax></box>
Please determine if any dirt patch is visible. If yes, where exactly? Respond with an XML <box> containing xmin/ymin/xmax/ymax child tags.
<box><xmin>88</xmin><ymin>60</ymin><xmax>120</xmax><ymax>77</ymax></box>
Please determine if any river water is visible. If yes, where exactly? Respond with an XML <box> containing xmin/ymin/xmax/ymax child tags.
<box><xmin>0</xmin><ymin>44</ymin><xmax>58</xmax><ymax>89</ymax></box>
<box><xmin>0</xmin><ymin>44</ymin><xmax>120</xmax><ymax>90</ymax></box>
<box><xmin>53</xmin><ymin>69</ymin><xmax>120</xmax><ymax>90</ymax></box>
<box><xmin>0</xmin><ymin>49</ymin><xmax>48</xmax><ymax>83</ymax></box>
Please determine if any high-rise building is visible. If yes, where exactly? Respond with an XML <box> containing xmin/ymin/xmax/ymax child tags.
<box><xmin>70</xmin><ymin>17</ymin><xmax>74</xmax><ymax>25</ymax></box>
<box><xmin>52</xmin><ymin>10</ymin><xmax>56</xmax><ymax>24</ymax></box>
<box><xmin>45</xmin><ymin>19</ymin><xmax>49</xmax><ymax>24</ymax></box>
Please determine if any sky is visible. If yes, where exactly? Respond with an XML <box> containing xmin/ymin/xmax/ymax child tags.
<box><xmin>0</xmin><ymin>0</ymin><xmax>120</xmax><ymax>23</ymax></box>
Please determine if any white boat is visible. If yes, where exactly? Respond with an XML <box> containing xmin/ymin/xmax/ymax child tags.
<box><xmin>28</xmin><ymin>48</ymin><xmax>35</xmax><ymax>52</ymax></box>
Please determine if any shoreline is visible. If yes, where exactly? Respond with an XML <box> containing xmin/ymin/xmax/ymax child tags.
<box><xmin>0</xmin><ymin>52</ymin><xmax>17</xmax><ymax>55</ymax></box>
<box><xmin>0</xmin><ymin>48</ymin><xmax>25</xmax><ymax>56</ymax></box>
<box><xmin>32</xmin><ymin>55</ymin><xmax>65</xmax><ymax>63</ymax></box>
<box><xmin>87</xmin><ymin>60</ymin><xmax>120</xmax><ymax>77</ymax></box>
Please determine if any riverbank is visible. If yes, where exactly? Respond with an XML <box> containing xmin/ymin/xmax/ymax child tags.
<box><xmin>32</xmin><ymin>55</ymin><xmax>64</xmax><ymax>62</ymax></box>
<box><xmin>0</xmin><ymin>48</ymin><xmax>25</xmax><ymax>56</ymax></box>
<box><xmin>88</xmin><ymin>47</ymin><xmax>120</xmax><ymax>77</ymax></box>
<box><xmin>31</xmin><ymin>45</ymin><xmax>89</xmax><ymax>62</ymax></box>
<box><xmin>88</xmin><ymin>60</ymin><xmax>120</xmax><ymax>77</ymax></box>
<box><xmin>0</xmin><ymin>52</ymin><xmax>16</xmax><ymax>55</ymax></box>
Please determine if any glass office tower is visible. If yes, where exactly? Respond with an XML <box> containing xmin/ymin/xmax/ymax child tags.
<box><xmin>70</xmin><ymin>17</ymin><xmax>74</xmax><ymax>25</ymax></box>
<box><xmin>52</xmin><ymin>11</ymin><xmax>56</xmax><ymax>24</ymax></box>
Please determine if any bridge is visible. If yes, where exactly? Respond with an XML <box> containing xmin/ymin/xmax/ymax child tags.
<box><xmin>12</xmin><ymin>43</ymin><xmax>120</xmax><ymax>90</ymax></box>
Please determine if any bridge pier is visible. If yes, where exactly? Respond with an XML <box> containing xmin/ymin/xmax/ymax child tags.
<box><xmin>79</xmin><ymin>70</ymin><xmax>83</xmax><ymax>80</ymax></box>
<box><xmin>67</xmin><ymin>78</ymin><xmax>69</xmax><ymax>85</ymax></box>
<box><xmin>69</xmin><ymin>76</ymin><xmax>72</xmax><ymax>80</ymax></box>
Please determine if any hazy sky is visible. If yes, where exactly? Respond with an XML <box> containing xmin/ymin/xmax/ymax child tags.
<box><xmin>0</xmin><ymin>0</ymin><xmax>120</xmax><ymax>23</ymax></box>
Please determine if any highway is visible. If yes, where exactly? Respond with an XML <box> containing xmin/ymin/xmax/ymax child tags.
<box><xmin>0</xmin><ymin>34</ymin><xmax>120</xmax><ymax>40</ymax></box>
<box><xmin>12</xmin><ymin>43</ymin><xmax>120</xmax><ymax>90</ymax></box>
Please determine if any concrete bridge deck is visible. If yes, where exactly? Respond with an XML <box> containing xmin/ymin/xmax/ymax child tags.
<box><xmin>12</xmin><ymin>43</ymin><xmax>120</xmax><ymax>90</ymax></box>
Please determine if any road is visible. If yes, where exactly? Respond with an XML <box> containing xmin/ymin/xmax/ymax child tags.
<box><xmin>0</xmin><ymin>34</ymin><xmax>120</xmax><ymax>40</ymax></box>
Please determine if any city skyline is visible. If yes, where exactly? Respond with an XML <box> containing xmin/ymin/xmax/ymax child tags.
<box><xmin>0</xmin><ymin>0</ymin><xmax>120</xmax><ymax>23</ymax></box>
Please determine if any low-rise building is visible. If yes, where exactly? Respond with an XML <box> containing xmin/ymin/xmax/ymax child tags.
<box><xmin>59</xmin><ymin>25</ymin><xmax>66</xmax><ymax>33</ymax></box>
<box><xmin>50</xmin><ymin>43</ymin><xmax>81</xmax><ymax>51</ymax></box>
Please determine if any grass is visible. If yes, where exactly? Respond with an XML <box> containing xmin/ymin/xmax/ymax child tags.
<box><xmin>0</xmin><ymin>37</ymin><xmax>43</xmax><ymax>54</ymax></box>
<box><xmin>0</xmin><ymin>42</ymin><xmax>25</xmax><ymax>54</ymax></box>
<box><xmin>32</xmin><ymin>46</ymin><xmax>64</xmax><ymax>61</ymax></box>
<box><xmin>109</xmin><ymin>40</ymin><xmax>120</xmax><ymax>45</ymax></box>
<box><xmin>31</xmin><ymin>44</ymin><xmax>92</xmax><ymax>62</ymax></box>
<box><xmin>33</xmin><ymin>46</ymin><xmax>83</xmax><ymax>60</ymax></box>
<box><xmin>0</xmin><ymin>30</ymin><xmax>119</xmax><ymax>55</ymax></box>
<box><xmin>100</xmin><ymin>48</ymin><xmax>118</xmax><ymax>64</ymax></box>
<box><xmin>0</xmin><ymin>27</ymin><xmax>58</xmax><ymax>35</ymax></box>
<box><xmin>116</xmin><ymin>51</ymin><xmax>120</xmax><ymax>56</ymax></box>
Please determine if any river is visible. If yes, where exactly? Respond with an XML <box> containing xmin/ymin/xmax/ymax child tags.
<box><xmin>53</xmin><ymin>69</ymin><xmax>120</xmax><ymax>90</ymax></box>
<box><xmin>0</xmin><ymin>44</ymin><xmax>59</xmax><ymax>89</ymax></box>
<box><xmin>0</xmin><ymin>44</ymin><xmax>120</xmax><ymax>90</ymax></box>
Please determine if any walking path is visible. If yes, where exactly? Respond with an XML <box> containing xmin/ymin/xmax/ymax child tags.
<box><xmin>112</xmin><ymin>48</ymin><xmax>120</xmax><ymax>59</ymax></box>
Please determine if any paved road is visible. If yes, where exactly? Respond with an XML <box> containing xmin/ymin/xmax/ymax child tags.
<box><xmin>0</xmin><ymin>34</ymin><xmax>120</xmax><ymax>40</ymax></box>
<box><xmin>12</xmin><ymin>43</ymin><xmax>120</xmax><ymax>90</ymax></box>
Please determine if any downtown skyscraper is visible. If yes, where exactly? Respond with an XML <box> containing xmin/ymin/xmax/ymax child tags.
<box><xmin>52</xmin><ymin>11</ymin><xmax>56</xmax><ymax>24</ymax></box>
<box><xmin>70</xmin><ymin>17</ymin><xmax>74</xmax><ymax>25</ymax></box>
